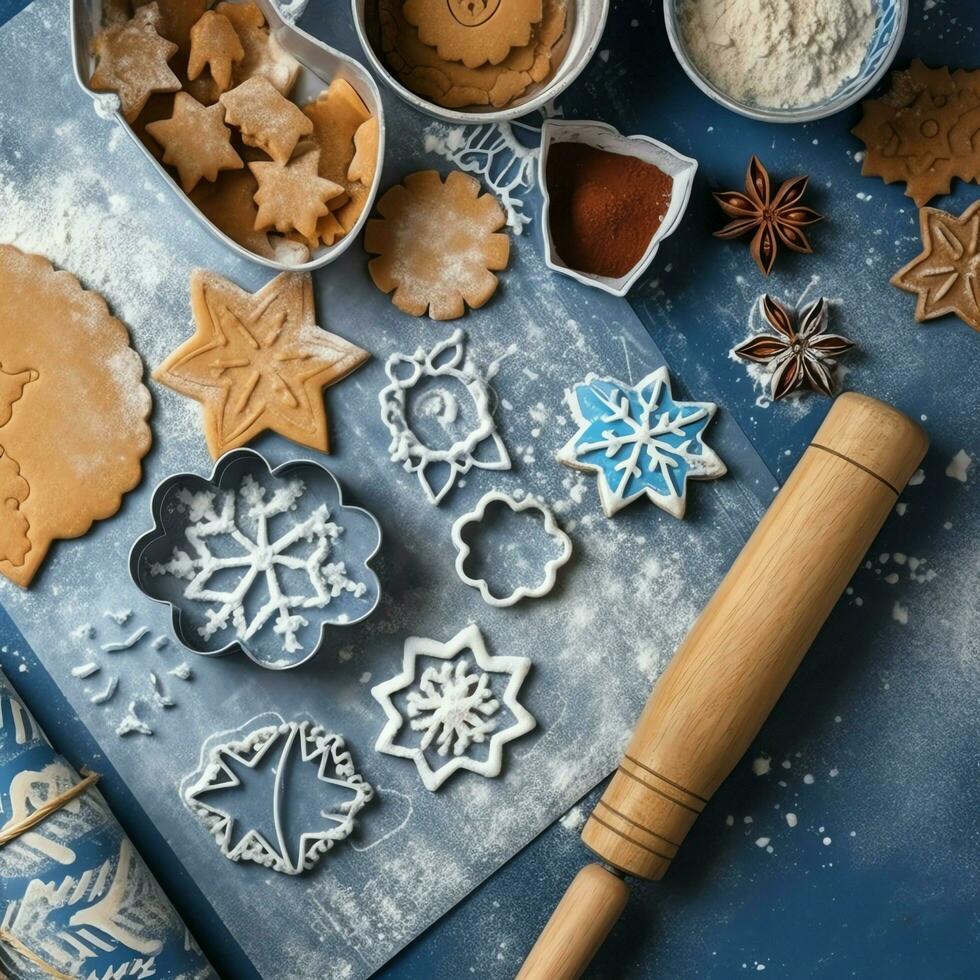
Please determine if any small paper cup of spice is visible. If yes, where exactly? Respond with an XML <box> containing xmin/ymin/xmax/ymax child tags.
<box><xmin>538</xmin><ymin>119</ymin><xmax>697</xmax><ymax>297</ymax></box>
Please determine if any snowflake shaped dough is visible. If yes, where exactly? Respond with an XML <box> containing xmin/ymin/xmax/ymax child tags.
<box><xmin>557</xmin><ymin>367</ymin><xmax>726</xmax><ymax>519</ymax></box>
<box><xmin>183</xmin><ymin>720</ymin><xmax>373</xmax><ymax>875</ymax></box>
<box><xmin>379</xmin><ymin>329</ymin><xmax>510</xmax><ymax>504</ymax></box>
<box><xmin>372</xmin><ymin>624</ymin><xmax>535</xmax><ymax>791</ymax></box>
<box><xmin>135</xmin><ymin>450</ymin><xmax>381</xmax><ymax>668</ymax></box>
<box><xmin>451</xmin><ymin>491</ymin><xmax>572</xmax><ymax>607</ymax></box>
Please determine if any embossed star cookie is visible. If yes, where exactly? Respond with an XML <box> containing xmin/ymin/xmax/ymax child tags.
<box><xmin>145</xmin><ymin>92</ymin><xmax>243</xmax><ymax>192</ymax></box>
<box><xmin>154</xmin><ymin>269</ymin><xmax>369</xmax><ymax>456</ymax></box>
<box><xmin>221</xmin><ymin>75</ymin><xmax>313</xmax><ymax>164</ymax></box>
<box><xmin>250</xmin><ymin>149</ymin><xmax>345</xmax><ymax>244</ymax></box>
<box><xmin>187</xmin><ymin>9</ymin><xmax>244</xmax><ymax>94</ymax></box>
<box><xmin>853</xmin><ymin>60</ymin><xmax>980</xmax><ymax>206</ymax></box>
<box><xmin>403</xmin><ymin>0</ymin><xmax>543</xmax><ymax>69</ymax></box>
<box><xmin>216</xmin><ymin>0</ymin><xmax>300</xmax><ymax>96</ymax></box>
<box><xmin>89</xmin><ymin>3</ymin><xmax>181</xmax><ymax>122</ymax></box>
<box><xmin>0</xmin><ymin>246</ymin><xmax>152</xmax><ymax>587</ymax></box>
<box><xmin>365</xmin><ymin>170</ymin><xmax>509</xmax><ymax>320</ymax></box>
<box><xmin>891</xmin><ymin>200</ymin><xmax>980</xmax><ymax>332</ymax></box>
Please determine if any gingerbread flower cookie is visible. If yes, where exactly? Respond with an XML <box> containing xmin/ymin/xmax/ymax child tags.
<box><xmin>365</xmin><ymin>170</ymin><xmax>509</xmax><ymax>320</ymax></box>
<box><xmin>89</xmin><ymin>3</ymin><xmax>181</xmax><ymax>121</ymax></box>
<box><xmin>221</xmin><ymin>76</ymin><xmax>313</xmax><ymax>163</ymax></box>
<box><xmin>187</xmin><ymin>10</ymin><xmax>244</xmax><ymax>94</ymax></box>
<box><xmin>403</xmin><ymin>0</ymin><xmax>543</xmax><ymax>69</ymax></box>
<box><xmin>853</xmin><ymin>60</ymin><xmax>980</xmax><ymax>207</ymax></box>
<box><xmin>891</xmin><ymin>201</ymin><xmax>980</xmax><ymax>332</ymax></box>
<box><xmin>154</xmin><ymin>269</ymin><xmax>368</xmax><ymax>457</ymax></box>
<box><xmin>250</xmin><ymin>149</ymin><xmax>345</xmax><ymax>244</ymax></box>
<box><xmin>145</xmin><ymin>92</ymin><xmax>243</xmax><ymax>192</ymax></box>
<box><xmin>0</xmin><ymin>246</ymin><xmax>152</xmax><ymax>588</ymax></box>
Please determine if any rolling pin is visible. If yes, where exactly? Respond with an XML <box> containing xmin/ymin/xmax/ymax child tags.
<box><xmin>517</xmin><ymin>392</ymin><xmax>927</xmax><ymax>980</ymax></box>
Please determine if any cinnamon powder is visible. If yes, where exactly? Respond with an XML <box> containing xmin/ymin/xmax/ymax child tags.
<box><xmin>545</xmin><ymin>142</ymin><xmax>674</xmax><ymax>279</ymax></box>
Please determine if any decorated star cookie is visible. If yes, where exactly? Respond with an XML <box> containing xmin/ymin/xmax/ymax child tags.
<box><xmin>135</xmin><ymin>0</ymin><xmax>207</xmax><ymax>53</ymax></box>
<box><xmin>216</xmin><ymin>1</ymin><xmax>300</xmax><ymax>96</ymax></box>
<box><xmin>89</xmin><ymin>3</ymin><xmax>181</xmax><ymax>122</ymax></box>
<box><xmin>891</xmin><ymin>201</ymin><xmax>980</xmax><ymax>332</ymax></box>
<box><xmin>0</xmin><ymin>246</ymin><xmax>152</xmax><ymax>587</ymax></box>
<box><xmin>187</xmin><ymin>10</ymin><xmax>244</xmax><ymax>94</ymax></box>
<box><xmin>145</xmin><ymin>92</ymin><xmax>243</xmax><ymax>192</ymax></box>
<box><xmin>154</xmin><ymin>269</ymin><xmax>368</xmax><ymax>456</ymax></box>
<box><xmin>250</xmin><ymin>149</ymin><xmax>345</xmax><ymax>244</ymax></box>
<box><xmin>853</xmin><ymin>60</ymin><xmax>980</xmax><ymax>206</ymax></box>
<box><xmin>557</xmin><ymin>367</ymin><xmax>726</xmax><ymax>519</ymax></box>
<box><xmin>221</xmin><ymin>76</ymin><xmax>314</xmax><ymax>164</ymax></box>
<box><xmin>403</xmin><ymin>0</ymin><xmax>543</xmax><ymax>68</ymax></box>
<box><xmin>372</xmin><ymin>624</ymin><xmax>536</xmax><ymax>791</ymax></box>
<box><xmin>378</xmin><ymin>0</ymin><xmax>566</xmax><ymax>109</ymax></box>
<box><xmin>365</xmin><ymin>170</ymin><xmax>509</xmax><ymax>320</ymax></box>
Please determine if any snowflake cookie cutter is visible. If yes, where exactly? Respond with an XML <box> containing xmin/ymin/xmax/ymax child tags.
<box><xmin>379</xmin><ymin>329</ymin><xmax>510</xmax><ymax>505</ymax></box>
<box><xmin>181</xmin><ymin>718</ymin><xmax>374</xmax><ymax>875</ymax></box>
<box><xmin>130</xmin><ymin>448</ymin><xmax>382</xmax><ymax>670</ymax></box>
<box><xmin>451</xmin><ymin>491</ymin><xmax>572</xmax><ymax>607</ymax></box>
<box><xmin>371</xmin><ymin>623</ymin><xmax>535</xmax><ymax>791</ymax></box>
<box><xmin>557</xmin><ymin>367</ymin><xmax>727</xmax><ymax>519</ymax></box>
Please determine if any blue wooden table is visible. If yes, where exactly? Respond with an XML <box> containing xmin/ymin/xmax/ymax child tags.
<box><xmin>1</xmin><ymin>0</ymin><xmax>977</xmax><ymax>976</ymax></box>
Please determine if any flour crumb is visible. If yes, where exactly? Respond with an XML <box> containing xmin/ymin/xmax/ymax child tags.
<box><xmin>945</xmin><ymin>449</ymin><xmax>973</xmax><ymax>483</ymax></box>
<box><xmin>785</xmin><ymin>812</ymin><xmax>798</xmax><ymax>828</ymax></box>
<box><xmin>560</xmin><ymin>805</ymin><xmax>586</xmax><ymax>832</ymax></box>
<box><xmin>752</xmin><ymin>756</ymin><xmax>771</xmax><ymax>776</ymax></box>
<box><xmin>169</xmin><ymin>661</ymin><xmax>193</xmax><ymax>681</ymax></box>
<box><xmin>116</xmin><ymin>700</ymin><xmax>153</xmax><ymax>736</ymax></box>
<box><xmin>892</xmin><ymin>601</ymin><xmax>909</xmax><ymax>625</ymax></box>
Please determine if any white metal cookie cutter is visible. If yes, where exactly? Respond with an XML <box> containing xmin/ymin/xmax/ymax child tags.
<box><xmin>379</xmin><ymin>329</ymin><xmax>510</xmax><ymax>505</ymax></box>
<box><xmin>371</xmin><ymin>623</ymin><xmax>535</xmax><ymax>791</ymax></box>
<box><xmin>451</xmin><ymin>490</ymin><xmax>572</xmax><ymax>607</ymax></box>
<box><xmin>182</xmin><ymin>718</ymin><xmax>374</xmax><ymax>875</ymax></box>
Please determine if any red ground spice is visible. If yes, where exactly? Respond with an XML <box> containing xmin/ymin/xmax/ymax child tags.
<box><xmin>545</xmin><ymin>142</ymin><xmax>674</xmax><ymax>279</ymax></box>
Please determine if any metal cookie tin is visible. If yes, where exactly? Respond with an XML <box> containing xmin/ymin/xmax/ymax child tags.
<box><xmin>70</xmin><ymin>0</ymin><xmax>386</xmax><ymax>271</ymax></box>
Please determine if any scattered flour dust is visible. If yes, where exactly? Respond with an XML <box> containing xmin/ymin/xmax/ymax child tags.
<box><xmin>678</xmin><ymin>0</ymin><xmax>877</xmax><ymax>109</ymax></box>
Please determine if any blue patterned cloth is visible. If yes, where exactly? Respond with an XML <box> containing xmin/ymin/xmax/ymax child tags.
<box><xmin>0</xmin><ymin>669</ymin><xmax>217</xmax><ymax>980</ymax></box>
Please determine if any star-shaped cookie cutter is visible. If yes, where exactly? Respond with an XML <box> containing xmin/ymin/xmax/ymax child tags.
<box><xmin>371</xmin><ymin>623</ymin><xmax>536</xmax><ymax>791</ymax></box>
<box><xmin>450</xmin><ymin>490</ymin><xmax>572</xmax><ymax>607</ymax></box>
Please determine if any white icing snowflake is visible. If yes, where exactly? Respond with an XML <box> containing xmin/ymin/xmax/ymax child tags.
<box><xmin>150</xmin><ymin>475</ymin><xmax>366</xmax><ymax>657</ymax></box>
<box><xmin>372</xmin><ymin>624</ymin><xmax>535</xmax><ymax>791</ymax></box>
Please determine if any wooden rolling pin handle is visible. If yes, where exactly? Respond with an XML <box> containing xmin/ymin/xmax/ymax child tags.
<box><xmin>582</xmin><ymin>393</ymin><xmax>928</xmax><ymax>881</ymax></box>
<box><xmin>517</xmin><ymin>394</ymin><xmax>926</xmax><ymax>980</ymax></box>
<box><xmin>515</xmin><ymin>864</ymin><xmax>629</xmax><ymax>980</ymax></box>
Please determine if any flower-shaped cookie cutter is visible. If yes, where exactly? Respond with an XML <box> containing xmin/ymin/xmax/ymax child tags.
<box><xmin>181</xmin><ymin>717</ymin><xmax>374</xmax><ymax>874</ymax></box>
<box><xmin>130</xmin><ymin>449</ymin><xmax>381</xmax><ymax>670</ymax></box>
<box><xmin>451</xmin><ymin>491</ymin><xmax>572</xmax><ymax>607</ymax></box>
<box><xmin>379</xmin><ymin>329</ymin><xmax>510</xmax><ymax>505</ymax></box>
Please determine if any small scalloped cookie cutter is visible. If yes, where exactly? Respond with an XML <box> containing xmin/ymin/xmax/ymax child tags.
<box><xmin>371</xmin><ymin>623</ymin><xmax>535</xmax><ymax>791</ymax></box>
<box><xmin>379</xmin><ymin>329</ymin><xmax>510</xmax><ymax>505</ymax></box>
<box><xmin>182</xmin><ymin>719</ymin><xmax>374</xmax><ymax>875</ymax></box>
<box><xmin>451</xmin><ymin>490</ymin><xmax>572</xmax><ymax>607</ymax></box>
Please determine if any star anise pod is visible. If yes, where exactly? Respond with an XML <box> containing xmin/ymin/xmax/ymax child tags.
<box><xmin>714</xmin><ymin>156</ymin><xmax>823</xmax><ymax>276</ymax></box>
<box><xmin>733</xmin><ymin>294</ymin><xmax>854</xmax><ymax>400</ymax></box>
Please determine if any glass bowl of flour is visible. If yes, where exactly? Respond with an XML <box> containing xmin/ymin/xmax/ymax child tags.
<box><xmin>665</xmin><ymin>0</ymin><xmax>907</xmax><ymax>122</ymax></box>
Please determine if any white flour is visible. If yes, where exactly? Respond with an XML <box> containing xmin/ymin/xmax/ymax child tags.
<box><xmin>679</xmin><ymin>0</ymin><xmax>877</xmax><ymax>108</ymax></box>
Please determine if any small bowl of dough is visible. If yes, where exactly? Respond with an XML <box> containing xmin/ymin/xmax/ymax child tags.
<box><xmin>351</xmin><ymin>0</ymin><xmax>610</xmax><ymax>124</ymax></box>
<box><xmin>664</xmin><ymin>0</ymin><xmax>908</xmax><ymax>123</ymax></box>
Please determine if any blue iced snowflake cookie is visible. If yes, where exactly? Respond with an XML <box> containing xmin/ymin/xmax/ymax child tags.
<box><xmin>557</xmin><ymin>367</ymin><xmax>726</xmax><ymax>519</ymax></box>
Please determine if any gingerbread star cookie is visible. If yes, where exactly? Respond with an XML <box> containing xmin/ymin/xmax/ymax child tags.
<box><xmin>187</xmin><ymin>10</ymin><xmax>244</xmax><ymax>94</ymax></box>
<box><xmin>135</xmin><ymin>0</ymin><xmax>207</xmax><ymax>53</ymax></box>
<box><xmin>250</xmin><ymin>149</ymin><xmax>345</xmax><ymax>244</ymax></box>
<box><xmin>216</xmin><ymin>1</ymin><xmax>300</xmax><ymax>96</ymax></box>
<box><xmin>154</xmin><ymin>269</ymin><xmax>369</xmax><ymax>456</ymax></box>
<box><xmin>221</xmin><ymin>76</ymin><xmax>314</xmax><ymax>163</ymax></box>
<box><xmin>853</xmin><ymin>60</ymin><xmax>980</xmax><ymax>206</ymax></box>
<box><xmin>89</xmin><ymin>3</ymin><xmax>181</xmax><ymax>122</ymax></box>
<box><xmin>365</xmin><ymin>170</ymin><xmax>510</xmax><ymax>320</ymax></box>
<box><xmin>403</xmin><ymin>0</ymin><xmax>543</xmax><ymax>68</ymax></box>
<box><xmin>0</xmin><ymin>246</ymin><xmax>152</xmax><ymax>588</ymax></box>
<box><xmin>145</xmin><ymin>92</ymin><xmax>243</xmax><ymax>192</ymax></box>
<box><xmin>891</xmin><ymin>201</ymin><xmax>980</xmax><ymax>332</ymax></box>
<box><xmin>337</xmin><ymin>116</ymin><xmax>380</xmax><ymax>232</ymax></box>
